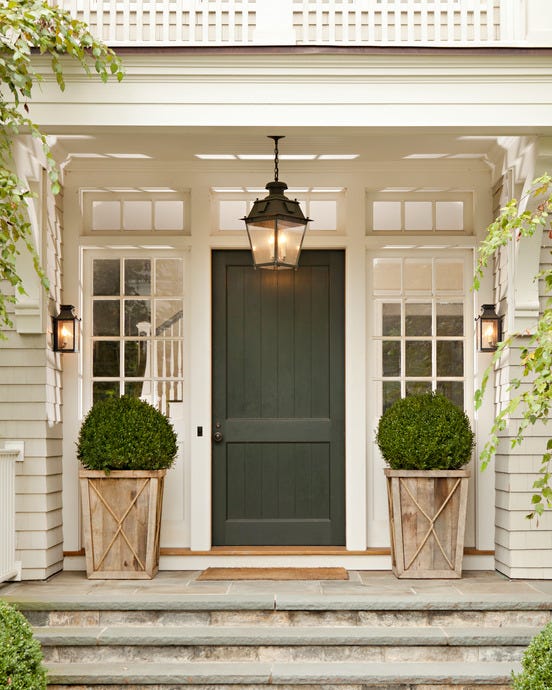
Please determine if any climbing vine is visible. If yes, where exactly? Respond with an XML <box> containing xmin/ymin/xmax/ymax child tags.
<box><xmin>474</xmin><ymin>173</ymin><xmax>552</xmax><ymax>517</ymax></box>
<box><xmin>0</xmin><ymin>0</ymin><xmax>123</xmax><ymax>335</ymax></box>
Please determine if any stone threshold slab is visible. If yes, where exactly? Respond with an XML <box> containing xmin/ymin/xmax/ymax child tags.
<box><xmin>5</xmin><ymin>591</ymin><xmax>552</xmax><ymax>611</ymax></box>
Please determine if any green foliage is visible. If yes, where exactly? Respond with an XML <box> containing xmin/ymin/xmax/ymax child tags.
<box><xmin>0</xmin><ymin>599</ymin><xmax>47</xmax><ymax>690</ymax></box>
<box><xmin>376</xmin><ymin>392</ymin><xmax>474</xmax><ymax>470</ymax></box>
<box><xmin>0</xmin><ymin>0</ymin><xmax>123</xmax><ymax>335</ymax></box>
<box><xmin>474</xmin><ymin>174</ymin><xmax>552</xmax><ymax>518</ymax></box>
<box><xmin>512</xmin><ymin>621</ymin><xmax>552</xmax><ymax>690</ymax></box>
<box><xmin>77</xmin><ymin>396</ymin><xmax>178</xmax><ymax>472</ymax></box>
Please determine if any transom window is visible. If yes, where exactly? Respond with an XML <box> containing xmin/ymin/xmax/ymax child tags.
<box><xmin>367</xmin><ymin>192</ymin><xmax>472</xmax><ymax>234</ymax></box>
<box><xmin>87</xmin><ymin>255</ymin><xmax>185</xmax><ymax>415</ymax></box>
<box><xmin>371</xmin><ymin>255</ymin><xmax>471</xmax><ymax>413</ymax></box>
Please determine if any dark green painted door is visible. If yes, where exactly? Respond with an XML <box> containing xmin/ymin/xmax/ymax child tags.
<box><xmin>212</xmin><ymin>250</ymin><xmax>345</xmax><ymax>545</ymax></box>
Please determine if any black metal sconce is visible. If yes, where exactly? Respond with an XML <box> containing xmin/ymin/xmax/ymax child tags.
<box><xmin>476</xmin><ymin>304</ymin><xmax>502</xmax><ymax>352</ymax></box>
<box><xmin>243</xmin><ymin>136</ymin><xmax>311</xmax><ymax>270</ymax></box>
<box><xmin>53</xmin><ymin>305</ymin><xmax>80</xmax><ymax>353</ymax></box>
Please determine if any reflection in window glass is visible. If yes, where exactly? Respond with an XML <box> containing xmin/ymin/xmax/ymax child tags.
<box><xmin>93</xmin><ymin>381</ymin><xmax>119</xmax><ymax>403</ymax></box>
<box><xmin>155</xmin><ymin>300</ymin><xmax>183</xmax><ymax>335</ymax></box>
<box><xmin>405</xmin><ymin>341</ymin><xmax>432</xmax><ymax>377</ymax></box>
<box><xmin>93</xmin><ymin>260</ymin><xmax>120</xmax><ymax>296</ymax></box>
<box><xmin>437</xmin><ymin>381</ymin><xmax>464</xmax><ymax>408</ymax></box>
<box><xmin>437</xmin><ymin>341</ymin><xmax>464</xmax><ymax>377</ymax></box>
<box><xmin>406</xmin><ymin>381</ymin><xmax>432</xmax><ymax>397</ymax></box>
<box><xmin>383</xmin><ymin>381</ymin><xmax>401</xmax><ymax>412</ymax></box>
<box><xmin>93</xmin><ymin>301</ymin><xmax>120</xmax><ymax>336</ymax></box>
<box><xmin>124</xmin><ymin>300</ymin><xmax>151</xmax><ymax>337</ymax></box>
<box><xmin>125</xmin><ymin>259</ymin><xmax>151</xmax><ymax>296</ymax></box>
<box><xmin>156</xmin><ymin>259</ymin><xmax>183</xmax><ymax>296</ymax></box>
<box><xmin>405</xmin><ymin>303</ymin><xmax>431</xmax><ymax>336</ymax></box>
<box><xmin>382</xmin><ymin>341</ymin><xmax>401</xmax><ymax>377</ymax></box>
<box><xmin>437</xmin><ymin>303</ymin><xmax>463</xmax><ymax>336</ymax></box>
<box><xmin>382</xmin><ymin>303</ymin><xmax>401</xmax><ymax>336</ymax></box>
<box><xmin>124</xmin><ymin>341</ymin><xmax>148</xmax><ymax>378</ymax></box>
<box><xmin>93</xmin><ymin>341</ymin><xmax>120</xmax><ymax>377</ymax></box>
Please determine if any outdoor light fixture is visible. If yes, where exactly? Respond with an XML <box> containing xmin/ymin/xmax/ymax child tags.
<box><xmin>476</xmin><ymin>304</ymin><xmax>502</xmax><ymax>352</ymax></box>
<box><xmin>53</xmin><ymin>305</ymin><xmax>80</xmax><ymax>353</ymax></box>
<box><xmin>243</xmin><ymin>136</ymin><xmax>311</xmax><ymax>270</ymax></box>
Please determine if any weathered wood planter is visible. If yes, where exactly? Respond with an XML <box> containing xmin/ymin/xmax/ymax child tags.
<box><xmin>384</xmin><ymin>468</ymin><xmax>470</xmax><ymax>579</ymax></box>
<box><xmin>79</xmin><ymin>469</ymin><xmax>166</xmax><ymax>579</ymax></box>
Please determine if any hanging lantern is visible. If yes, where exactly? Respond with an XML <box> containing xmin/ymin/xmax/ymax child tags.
<box><xmin>476</xmin><ymin>304</ymin><xmax>502</xmax><ymax>352</ymax></box>
<box><xmin>53</xmin><ymin>304</ymin><xmax>80</xmax><ymax>353</ymax></box>
<box><xmin>243</xmin><ymin>136</ymin><xmax>311</xmax><ymax>270</ymax></box>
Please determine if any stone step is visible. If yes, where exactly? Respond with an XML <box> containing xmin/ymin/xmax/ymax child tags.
<box><xmin>44</xmin><ymin>660</ymin><xmax>519</xmax><ymax>688</ymax></box>
<box><xmin>36</xmin><ymin>624</ymin><xmax>531</xmax><ymax>664</ymax></box>
<box><xmin>17</xmin><ymin>594</ymin><xmax>552</xmax><ymax>629</ymax></box>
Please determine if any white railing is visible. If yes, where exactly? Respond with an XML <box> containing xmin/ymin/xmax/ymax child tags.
<box><xmin>50</xmin><ymin>0</ymin><xmax>527</xmax><ymax>47</ymax></box>
<box><xmin>0</xmin><ymin>444</ymin><xmax>23</xmax><ymax>583</ymax></box>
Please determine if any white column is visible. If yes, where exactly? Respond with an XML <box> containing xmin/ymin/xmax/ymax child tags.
<box><xmin>253</xmin><ymin>0</ymin><xmax>295</xmax><ymax>45</ymax></box>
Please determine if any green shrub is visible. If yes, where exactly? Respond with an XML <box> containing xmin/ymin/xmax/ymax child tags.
<box><xmin>77</xmin><ymin>395</ymin><xmax>178</xmax><ymax>472</ymax></box>
<box><xmin>0</xmin><ymin>600</ymin><xmax>47</xmax><ymax>690</ymax></box>
<box><xmin>376</xmin><ymin>392</ymin><xmax>474</xmax><ymax>470</ymax></box>
<box><xmin>512</xmin><ymin>621</ymin><xmax>552</xmax><ymax>689</ymax></box>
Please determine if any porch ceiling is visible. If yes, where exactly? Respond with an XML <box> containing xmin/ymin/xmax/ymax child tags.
<box><xmin>51</xmin><ymin>126</ymin><xmax>514</xmax><ymax>168</ymax></box>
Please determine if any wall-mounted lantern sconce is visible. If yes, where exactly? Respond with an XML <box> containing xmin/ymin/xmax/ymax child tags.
<box><xmin>476</xmin><ymin>304</ymin><xmax>502</xmax><ymax>352</ymax></box>
<box><xmin>53</xmin><ymin>305</ymin><xmax>80</xmax><ymax>353</ymax></box>
<box><xmin>243</xmin><ymin>135</ymin><xmax>311</xmax><ymax>270</ymax></box>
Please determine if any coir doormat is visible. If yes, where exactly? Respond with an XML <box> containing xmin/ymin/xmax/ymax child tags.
<box><xmin>197</xmin><ymin>567</ymin><xmax>349</xmax><ymax>581</ymax></box>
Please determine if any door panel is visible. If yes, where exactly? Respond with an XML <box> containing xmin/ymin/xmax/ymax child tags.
<box><xmin>212</xmin><ymin>250</ymin><xmax>344</xmax><ymax>545</ymax></box>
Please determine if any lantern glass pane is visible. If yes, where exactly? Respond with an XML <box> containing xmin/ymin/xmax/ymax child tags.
<box><xmin>247</xmin><ymin>221</ymin><xmax>276</xmax><ymax>266</ymax></box>
<box><xmin>275</xmin><ymin>219</ymin><xmax>305</xmax><ymax>267</ymax></box>
<box><xmin>481</xmin><ymin>318</ymin><xmax>499</xmax><ymax>350</ymax></box>
<box><xmin>57</xmin><ymin>320</ymin><xmax>75</xmax><ymax>351</ymax></box>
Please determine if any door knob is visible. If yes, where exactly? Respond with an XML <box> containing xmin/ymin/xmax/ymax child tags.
<box><xmin>213</xmin><ymin>431</ymin><xmax>224</xmax><ymax>443</ymax></box>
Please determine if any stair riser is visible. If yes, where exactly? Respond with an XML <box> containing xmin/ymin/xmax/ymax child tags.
<box><xmin>42</xmin><ymin>644</ymin><xmax>525</xmax><ymax>664</ymax></box>
<box><xmin>23</xmin><ymin>608</ymin><xmax>552</xmax><ymax>628</ymax></box>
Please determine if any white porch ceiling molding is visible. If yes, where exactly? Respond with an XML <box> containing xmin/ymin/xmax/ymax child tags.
<box><xmin>27</xmin><ymin>52</ymin><xmax>552</xmax><ymax>130</ymax></box>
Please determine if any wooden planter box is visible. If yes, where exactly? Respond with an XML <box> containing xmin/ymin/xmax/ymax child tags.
<box><xmin>384</xmin><ymin>468</ymin><xmax>470</xmax><ymax>579</ymax></box>
<box><xmin>79</xmin><ymin>469</ymin><xmax>166</xmax><ymax>579</ymax></box>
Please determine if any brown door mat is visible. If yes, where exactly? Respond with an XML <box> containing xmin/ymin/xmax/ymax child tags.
<box><xmin>197</xmin><ymin>567</ymin><xmax>349</xmax><ymax>581</ymax></box>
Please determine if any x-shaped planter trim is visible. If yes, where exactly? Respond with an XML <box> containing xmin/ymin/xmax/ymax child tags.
<box><xmin>89</xmin><ymin>478</ymin><xmax>150</xmax><ymax>570</ymax></box>
<box><xmin>400</xmin><ymin>476</ymin><xmax>462</xmax><ymax>570</ymax></box>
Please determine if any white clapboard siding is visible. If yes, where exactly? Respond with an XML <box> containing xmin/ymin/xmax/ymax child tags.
<box><xmin>48</xmin><ymin>0</ymin><xmax>525</xmax><ymax>47</ymax></box>
<box><xmin>0</xmin><ymin>445</ymin><xmax>24</xmax><ymax>582</ymax></box>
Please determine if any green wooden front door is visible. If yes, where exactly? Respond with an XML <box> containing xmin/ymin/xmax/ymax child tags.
<box><xmin>212</xmin><ymin>250</ymin><xmax>345</xmax><ymax>546</ymax></box>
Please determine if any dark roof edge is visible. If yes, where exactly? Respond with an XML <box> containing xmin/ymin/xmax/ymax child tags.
<box><xmin>109</xmin><ymin>44</ymin><xmax>552</xmax><ymax>57</ymax></box>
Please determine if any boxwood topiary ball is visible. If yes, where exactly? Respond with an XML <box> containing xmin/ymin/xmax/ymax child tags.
<box><xmin>376</xmin><ymin>392</ymin><xmax>474</xmax><ymax>470</ymax></box>
<box><xmin>0</xmin><ymin>600</ymin><xmax>47</xmax><ymax>690</ymax></box>
<box><xmin>77</xmin><ymin>395</ymin><xmax>178</xmax><ymax>472</ymax></box>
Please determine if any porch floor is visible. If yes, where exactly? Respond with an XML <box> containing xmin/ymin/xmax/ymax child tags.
<box><xmin>2</xmin><ymin>569</ymin><xmax>552</xmax><ymax>604</ymax></box>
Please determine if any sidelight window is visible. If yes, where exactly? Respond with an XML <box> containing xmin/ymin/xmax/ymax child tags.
<box><xmin>87</xmin><ymin>255</ymin><xmax>185</xmax><ymax>415</ymax></box>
